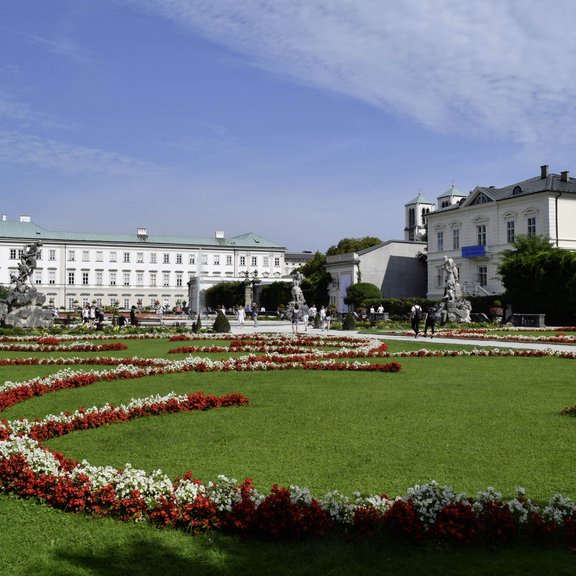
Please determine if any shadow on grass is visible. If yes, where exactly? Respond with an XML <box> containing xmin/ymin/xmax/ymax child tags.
<box><xmin>51</xmin><ymin>532</ymin><xmax>576</xmax><ymax>576</ymax></box>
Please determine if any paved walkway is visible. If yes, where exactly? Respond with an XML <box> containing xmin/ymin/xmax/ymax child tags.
<box><xmin>220</xmin><ymin>319</ymin><xmax>576</xmax><ymax>354</ymax></box>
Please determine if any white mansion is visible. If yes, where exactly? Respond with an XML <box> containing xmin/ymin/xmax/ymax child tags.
<box><xmin>420</xmin><ymin>165</ymin><xmax>576</xmax><ymax>299</ymax></box>
<box><xmin>327</xmin><ymin>165</ymin><xmax>576</xmax><ymax>312</ymax></box>
<box><xmin>0</xmin><ymin>217</ymin><xmax>288</xmax><ymax>314</ymax></box>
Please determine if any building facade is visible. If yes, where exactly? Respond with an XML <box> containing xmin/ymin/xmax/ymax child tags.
<box><xmin>0</xmin><ymin>217</ymin><xmax>287</xmax><ymax>314</ymax></box>
<box><xmin>425</xmin><ymin>165</ymin><xmax>576</xmax><ymax>300</ymax></box>
<box><xmin>326</xmin><ymin>240</ymin><xmax>427</xmax><ymax>311</ymax></box>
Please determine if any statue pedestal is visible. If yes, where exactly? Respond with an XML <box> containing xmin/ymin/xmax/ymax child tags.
<box><xmin>445</xmin><ymin>298</ymin><xmax>472</xmax><ymax>323</ymax></box>
<box><xmin>4</xmin><ymin>306</ymin><xmax>54</xmax><ymax>328</ymax></box>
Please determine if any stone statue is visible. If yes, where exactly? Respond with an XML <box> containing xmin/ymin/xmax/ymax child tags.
<box><xmin>440</xmin><ymin>255</ymin><xmax>470</xmax><ymax>323</ymax></box>
<box><xmin>291</xmin><ymin>271</ymin><xmax>305</xmax><ymax>305</ymax></box>
<box><xmin>1</xmin><ymin>241</ymin><xmax>53</xmax><ymax>328</ymax></box>
<box><xmin>285</xmin><ymin>270</ymin><xmax>306</xmax><ymax>320</ymax></box>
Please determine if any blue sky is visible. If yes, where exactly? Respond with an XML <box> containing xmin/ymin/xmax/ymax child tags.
<box><xmin>2</xmin><ymin>0</ymin><xmax>576</xmax><ymax>252</ymax></box>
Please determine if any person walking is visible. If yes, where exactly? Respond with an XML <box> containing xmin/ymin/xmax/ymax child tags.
<box><xmin>291</xmin><ymin>304</ymin><xmax>301</xmax><ymax>334</ymax></box>
<box><xmin>301</xmin><ymin>302</ymin><xmax>310</xmax><ymax>331</ymax></box>
<box><xmin>325</xmin><ymin>307</ymin><xmax>332</xmax><ymax>331</ymax></box>
<box><xmin>319</xmin><ymin>306</ymin><xmax>326</xmax><ymax>330</ymax></box>
<box><xmin>237</xmin><ymin>306</ymin><xmax>245</xmax><ymax>327</ymax></box>
<box><xmin>410</xmin><ymin>303</ymin><xmax>423</xmax><ymax>337</ymax></box>
<box><xmin>308</xmin><ymin>304</ymin><xmax>317</xmax><ymax>329</ymax></box>
<box><xmin>252</xmin><ymin>302</ymin><xmax>258</xmax><ymax>327</ymax></box>
<box><xmin>424</xmin><ymin>306</ymin><xmax>437</xmax><ymax>338</ymax></box>
<box><xmin>130</xmin><ymin>305</ymin><xmax>138</xmax><ymax>326</ymax></box>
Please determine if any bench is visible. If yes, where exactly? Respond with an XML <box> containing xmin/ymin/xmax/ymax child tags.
<box><xmin>512</xmin><ymin>313</ymin><xmax>546</xmax><ymax>328</ymax></box>
<box><xmin>368</xmin><ymin>312</ymin><xmax>390</xmax><ymax>326</ymax></box>
<box><xmin>137</xmin><ymin>318</ymin><xmax>164</xmax><ymax>327</ymax></box>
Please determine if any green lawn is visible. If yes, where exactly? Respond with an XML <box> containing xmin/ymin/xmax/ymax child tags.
<box><xmin>1</xmin><ymin>334</ymin><xmax>576</xmax><ymax>574</ymax></box>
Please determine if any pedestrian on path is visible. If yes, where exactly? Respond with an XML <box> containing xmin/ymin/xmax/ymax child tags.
<box><xmin>237</xmin><ymin>306</ymin><xmax>245</xmax><ymax>327</ymax></box>
<box><xmin>410</xmin><ymin>303</ymin><xmax>422</xmax><ymax>337</ymax></box>
<box><xmin>291</xmin><ymin>304</ymin><xmax>301</xmax><ymax>334</ymax></box>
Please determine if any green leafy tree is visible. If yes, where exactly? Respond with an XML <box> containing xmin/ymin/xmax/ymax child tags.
<box><xmin>259</xmin><ymin>281</ymin><xmax>293</xmax><ymax>312</ymax></box>
<box><xmin>298</xmin><ymin>251</ymin><xmax>331</xmax><ymax>307</ymax></box>
<box><xmin>344</xmin><ymin>282</ymin><xmax>382</xmax><ymax>309</ymax></box>
<box><xmin>498</xmin><ymin>235</ymin><xmax>576</xmax><ymax>324</ymax></box>
<box><xmin>205</xmin><ymin>282</ymin><xmax>245</xmax><ymax>310</ymax></box>
<box><xmin>326</xmin><ymin>236</ymin><xmax>381</xmax><ymax>256</ymax></box>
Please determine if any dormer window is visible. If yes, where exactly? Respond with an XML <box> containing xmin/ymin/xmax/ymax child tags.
<box><xmin>513</xmin><ymin>186</ymin><xmax>522</xmax><ymax>195</ymax></box>
<box><xmin>470</xmin><ymin>193</ymin><xmax>491</xmax><ymax>205</ymax></box>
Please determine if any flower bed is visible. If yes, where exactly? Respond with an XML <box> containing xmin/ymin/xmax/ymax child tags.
<box><xmin>1</xmin><ymin>333</ymin><xmax>576</xmax><ymax>546</ymax></box>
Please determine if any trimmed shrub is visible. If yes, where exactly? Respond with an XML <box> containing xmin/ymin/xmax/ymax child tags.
<box><xmin>342</xmin><ymin>312</ymin><xmax>356</xmax><ymax>331</ymax></box>
<box><xmin>213</xmin><ymin>311</ymin><xmax>231</xmax><ymax>333</ymax></box>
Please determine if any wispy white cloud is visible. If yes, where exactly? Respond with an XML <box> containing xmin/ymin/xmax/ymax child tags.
<box><xmin>123</xmin><ymin>0</ymin><xmax>576</xmax><ymax>147</ymax></box>
<box><xmin>0</xmin><ymin>92</ymin><xmax>70</xmax><ymax>130</ymax></box>
<box><xmin>0</xmin><ymin>131</ymin><xmax>164</xmax><ymax>176</ymax></box>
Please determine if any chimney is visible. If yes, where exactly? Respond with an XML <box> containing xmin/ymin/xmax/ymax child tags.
<box><xmin>561</xmin><ymin>170</ymin><xmax>570</xmax><ymax>182</ymax></box>
<box><xmin>215</xmin><ymin>231</ymin><xmax>225</xmax><ymax>239</ymax></box>
<box><xmin>540</xmin><ymin>165</ymin><xmax>548</xmax><ymax>179</ymax></box>
<box><xmin>19</xmin><ymin>215</ymin><xmax>31</xmax><ymax>223</ymax></box>
<box><xmin>137</xmin><ymin>227</ymin><xmax>148</xmax><ymax>240</ymax></box>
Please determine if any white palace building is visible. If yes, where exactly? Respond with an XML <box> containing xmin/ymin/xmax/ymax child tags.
<box><xmin>416</xmin><ymin>165</ymin><xmax>576</xmax><ymax>299</ymax></box>
<box><xmin>0</xmin><ymin>216</ymin><xmax>288</xmax><ymax>314</ymax></box>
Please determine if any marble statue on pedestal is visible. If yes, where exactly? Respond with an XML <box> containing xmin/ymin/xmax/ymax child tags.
<box><xmin>0</xmin><ymin>241</ymin><xmax>54</xmax><ymax>328</ymax></box>
<box><xmin>440</xmin><ymin>255</ymin><xmax>471</xmax><ymax>323</ymax></box>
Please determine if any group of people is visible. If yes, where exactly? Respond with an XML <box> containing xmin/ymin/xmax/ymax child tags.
<box><xmin>235</xmin><ymin>303</ymin><xmax>264</xmax><ymax>328</ymax></box>
<box><xmin>80</xmin><ymin>303</ymin><xmax>138</xmax><ymax>328</ymax></box>
<box><xmin>291</xmin><ymin>303</ymin><xmax>332</xmax><ymax>333</ymax></box>
<box><xmin>82</xmin><ymin>304</ymin><xmax>105</xmax><ymax>327</ymax></box>
<box><xmin>410</xmin><ymin>302</ymin><xmax>442</xmax><ymax>338</ymax></box>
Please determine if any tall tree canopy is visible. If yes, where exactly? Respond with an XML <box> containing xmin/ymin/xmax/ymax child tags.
<box><xmin>498</xmin><ymin>235</ymin><xmax>576</xmax><ymax>324</ymax></box>
<box><xmin>326</xmin><ymin>237</ymin><xmax>381</xmax><ymax>256</ymax></box>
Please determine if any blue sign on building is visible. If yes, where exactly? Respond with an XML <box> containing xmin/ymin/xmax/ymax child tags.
<box><xmin>461</xmin><ymin>245</ymin><xmax>486</xmax><ymax>258</ymax></box>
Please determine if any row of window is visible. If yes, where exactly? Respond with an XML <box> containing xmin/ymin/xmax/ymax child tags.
<box><xmin>435</xmin><ymin>265</ymin><xmax>488</xmax><ymax>289</ymax></box>
<box><xmin>436</xmin><ymin>217</ymin><xmax>536</xmax><ymax>251</ymax></box>
<box><xmin>20</xmin><ymin>269</ymin><xmax>280</xmax><ymax>287</ymax></box>
<box><xmin>9</xmin><ymin>248</ymin><xmax>281</xmax><ymax>268</ymax></box>
<box><xmin>19</xmin><ymin>269</ymin><xmax>280</xmax><ymax>287</ymax></box>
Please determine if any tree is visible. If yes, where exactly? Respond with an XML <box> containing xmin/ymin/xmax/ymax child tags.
<box><xmin>259</xmin><ymin>281</ymin><xmax>293</xmax><ymax>312</ymax></box>
<box><xmin>344</xmin><ymin>282</ymin><xmax>382</xmax><ymax>309</ymax></box>
<box><xmin>498</xmin><ymin>234</ymin><xmax>576</xmax><ymax>324</ymax></box>
<box><xmin>326</xmin><ymin>237</ymin><xmax>381</xmax><ymax>256</ymax></box>
<box><xmin>205</xmin><ymin>282</ymin><xmax>245</xmax><ymax>310</ymax></box>
<box><xmin>298</xmin><ymin>251</ymin><xmax>331</xmax><ymax>307</ymax></box>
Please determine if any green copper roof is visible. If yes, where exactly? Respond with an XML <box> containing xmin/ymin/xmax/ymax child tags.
<box><xmin>405</xmin><ymin>192</ymin><xmax>434</xmax><ymax>206</ymax></box>
<box><xmin>438</xmin><ymin>183</ymin><xmax>466</xmax><ymax>199</ymax></box>
<box><xmin>0</xmin><ymin>220</ymin><xmax>285</xmax><ymax>249</ymax></box>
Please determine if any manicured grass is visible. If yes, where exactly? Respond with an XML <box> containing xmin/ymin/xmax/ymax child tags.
<box><xmin>2</xmin><ymin>334</ymin><xmax>576</xmax><ymax>574</ymax></box>
<box><xmin>2</xmin><ymin>493</ymin><xmax>575</xmax><ymax>576</ymax></box>
<box><xmin>4</xmin><ymin>353</ymin><xmax>575</xmax><ymax>501</ymax></box>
